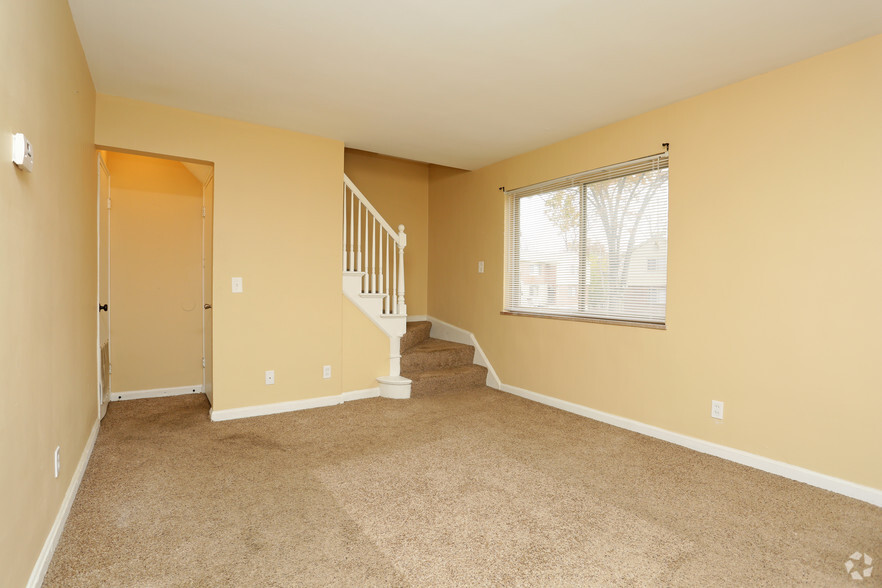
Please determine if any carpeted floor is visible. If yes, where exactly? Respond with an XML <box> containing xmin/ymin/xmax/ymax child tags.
<box><xmin>44</xmin><ymin>388</ymin><xmax>881</xmax><ymax>587</ymax></box>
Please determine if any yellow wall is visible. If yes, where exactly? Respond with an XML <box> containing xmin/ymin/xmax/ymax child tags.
<box><xmin>428</xmin><ymin>35</ymin><xmax>882</xmax><ymax>491</ymax></box>
<box><xmin>105</xmin><ymin>152</ymin><xmax>204</xmax><ymax>392</ymax></box>
<box><xmin>0</xmin><ymin>0</ymin><xmax>97</xmax><ymax>585</ymax></box>
<box><xmin>96</xmin><ymin>95</ymin><xmax>348</xmax><ymax>411</ymax></box>
<box><xmin>341</xmin><ymin>298</ymin><xmax>391</xmax><ymax>392</ymax></box>
<box><xmin>344</xmin><ymin>149</ymin><xmax>431</xmax><ymax>316</ymax></box>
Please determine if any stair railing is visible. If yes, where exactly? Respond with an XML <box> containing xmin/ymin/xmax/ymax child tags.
<box><xmin>343</xmin><ymin>174</ymin><xmax>407</xmax><ymax>316</ymax></box>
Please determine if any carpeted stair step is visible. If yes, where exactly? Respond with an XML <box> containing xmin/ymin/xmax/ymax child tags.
<box><xmin>400</xmin><ymin>320</ymin><xmax>431</xmax><ymax>353</ymax></box>
<box><xmin>401</xmin><ymin>338</ymin><xmax>475</xmax><ymax>372</ymax></box>
<box><xmin>404</xmin><ymin>364</ymin><xmax>488</xmax><ymax>396</ymax></box>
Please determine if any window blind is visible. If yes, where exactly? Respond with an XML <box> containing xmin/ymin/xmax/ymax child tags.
<box><xmin>504</xmin><ymin>152</ymin><xmax>668</xmax><ymax>325</ymax></box>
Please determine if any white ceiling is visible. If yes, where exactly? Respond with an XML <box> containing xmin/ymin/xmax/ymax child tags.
<box><xmin>68</xmin><ymin>0</ymin><xmax>882</xmax><ymax>170</ymax></box>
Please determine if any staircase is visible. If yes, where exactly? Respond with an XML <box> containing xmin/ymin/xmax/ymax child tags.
<box><xmin>400</xmin><ymin>321</ymin><xmax>488</xmax><ymax>395</ymax></box>
<box><xmin>342</xmin><ymin>174</ymin><xmax>411</xmax><ymax>398</ymax></box>
<box><xmin>343</xmin><ymin>175</ymin><xmax>488</xmax><ymax>398</ymax></box>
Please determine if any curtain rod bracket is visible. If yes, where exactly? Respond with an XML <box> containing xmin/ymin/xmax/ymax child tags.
<box><xmin>662</xmin><ymin>142</ymin><xmax>669</xmax><ymax>152</ymax></box>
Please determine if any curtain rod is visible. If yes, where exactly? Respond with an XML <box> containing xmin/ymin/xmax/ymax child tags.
<box><xmin>498</xmin><ymin>142</ymin><xmax>669</xmax><ymax>194</ymax></box>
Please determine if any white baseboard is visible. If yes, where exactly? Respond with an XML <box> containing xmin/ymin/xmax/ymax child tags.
<box><xmin>210</xmin><ymin>387</ymin><xmax>380</xmax><ymax>422</ymax></box>
<box><xmin>425</xmin><ymin>315</ymin><xmax>502</xmax><ymax>389</ymax></box>
<box><xmin>502</xmin><ymin>383</ymin><xmax>882</xmax><ymax>507</ymax></box>
<box><xmin>341</xmin><ymin>387</ymin><xmax>381</xmax><ymax>402</ymax></box>
<box><xmin>111</xmin><ymin>385</ymin><xmax>202</xmax><ymax>401</ymax></box>
<box><xmin>27</xmin><ymin>419</ymin><xmax>100</xmax><ymax>588</ymax></box>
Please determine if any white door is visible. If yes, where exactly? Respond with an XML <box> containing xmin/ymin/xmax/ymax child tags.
<box><xmin>98</xmin><ymin>153</ymin><xmax>112</xmax><ymax>419</ymax></box>
<box><xmin>202</xmin><ymin>173</ymin><xmax>214</xmax><ymax>405</ymax></box>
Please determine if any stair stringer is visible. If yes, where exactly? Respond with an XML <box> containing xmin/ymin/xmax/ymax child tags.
<box><xmin>425</xmin><ymin>316</ymin><xmax>502</xmax><ymax>389</ymax></box>
<box><xmin>342</xmin><ymin>271</ymin><xmax>411</xmax><ymax>399</ymax></box>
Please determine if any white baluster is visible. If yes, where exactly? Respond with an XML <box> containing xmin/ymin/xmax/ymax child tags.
<box><xmin>384</xmin><ymin>233</ymin><xmax>390</xmax><ymax>314</ymax></box>
<box><xmin>356</xmin><ymin>201</ymin><xmax>362</xmax><ymax>273</ymax></box>
<box><xmin>371</xmin><ymin>218</ymin><xmax>377</xmax><ymax>293</ymax></box>
<box><xmin>349</xmin><ymin>188</ymin><xmax>354</xmax><ymax>271</ymax></box>
<box><xmin>392</xmin><ymin>239</ymin><xmax>398</xmax><ymax>315</ymax></box>
<box><xmin>378</xmin><ymin>225</ymin><xmax>384</xmax><ymax>301</ymax></box>
<box><xmin>397</xmin><ymin>224</ymin><xmax>407</xmax><ymax>316</ymax></box>
<box><xmin>363</xmin><ymin>210</ymin><xmax>369</xmax><ymax>292</ymax></box>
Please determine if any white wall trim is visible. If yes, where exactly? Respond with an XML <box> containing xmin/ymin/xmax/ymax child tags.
<box><xmin>111</xmin><ymin>385</ymin><xmax>202</xmax><ymax>401</ymax></box>
<box><xmin>406</xmin><ymin>314</ymin><xmax>428</xmax><ymax>322</ymax></box>
<box><xmin>210</xmin><ymin>387</ymin><xmax>380</xmax><ymax>422</ymax></box>
<box><xmin>425</xmin><ymin>315</ymin><xmax>502</xmax><ymax>389</ymax></box>
<box><xmin>502</xmin><ymin>383</ymin><xmax>882</xmax><ymax>507</ymax></box>
<box><xmin>341</xmin><ymin>387</ymin><xmax>381</xmax><ymax>402</ymax></box>
<box><xmin>27</xmin><ymin>419</ymin><xmax>100</xmax><ymax>588</ymax></box>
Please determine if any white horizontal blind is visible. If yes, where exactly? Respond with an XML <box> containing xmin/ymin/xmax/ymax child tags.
<box><xmin>505</xmin><ymin>152</ymin><xmax>668</xmax><ymax>325</ymax></box>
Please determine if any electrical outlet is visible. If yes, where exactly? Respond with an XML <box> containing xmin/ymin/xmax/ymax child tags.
<box><xmin>323</xmin><ymin>365</ymin><xmax>332</xmax><ymax>379</ymax></box>
<box><xmin>265</xmin><ymin>370</ymin><xmax>275</xmax><ymax>385</ymax></box>
<box><xmin>478</xmin><ymin>261</ymin><xmax>484</xmax><ymax>273</ymax></box>
<box><xmin>54</xmin><ymin>446</ymin><xmax>61</xmax><ymax>478</ymax></box>
<box><xmin>711</xmin><ymin>400</ymin><xmax>724</xmax><ymax>420</ymax></box>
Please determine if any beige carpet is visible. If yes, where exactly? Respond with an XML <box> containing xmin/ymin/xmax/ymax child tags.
<box><xmin>44</xmin><ymin>388</ymin><xmax>881</xmax><ymax>586</ymax></box>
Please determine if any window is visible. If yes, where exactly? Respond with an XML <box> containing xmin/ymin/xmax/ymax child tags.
<box><xmin>649</xmin><ymin>288</ymin><xmax>666</xmax><ymax>305</ymax></box>
<box><xmin>505</xmin><ymin>152</ymin><xmax>668</xmax><ymax>326</ymax></box>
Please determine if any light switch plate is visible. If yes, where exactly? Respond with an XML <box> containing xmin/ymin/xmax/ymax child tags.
<box><xmin>478</xmin><ymin>261</ymin><xmax>484</xmax><ymax>273</ymax></box>
<box><xmin>12</xmin><ymin>133</ymin><xmax>34</xmax><ymax>172</ymax></box>
<box><xmin>232</xmin><ymin>277</ymin><xmax>243</xmax><ymax>293</ymax></box>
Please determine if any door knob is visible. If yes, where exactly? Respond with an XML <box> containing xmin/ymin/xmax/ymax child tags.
<box><xmin>98</xmin><ymin>304</ymin><xmax>108</xmax><ymax>312</ymax></box>
<box><xmin>204</xmin><ymin>303</ymin><xmax>212</xmax><ymax>309</ymax></box>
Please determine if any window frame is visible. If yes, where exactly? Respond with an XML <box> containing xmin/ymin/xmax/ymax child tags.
<box><xmin>503</xmin><ymin>151</ymin><xmax>669</xmax><ymax>329</ymax></box>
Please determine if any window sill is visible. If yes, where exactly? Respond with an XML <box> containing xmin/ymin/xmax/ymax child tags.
<box><xmin>500</xmin><ymin>310</ymin><xmax>666</xmax><ymax>330</ymax></box>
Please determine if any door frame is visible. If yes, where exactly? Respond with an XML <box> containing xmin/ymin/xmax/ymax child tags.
<box><xmin>201</xmin><ymin>171</ymin><xmax>214</xmax><ymax>405</ymax></box>
<box><xmin>96</xmin><ymin>152</ymin><xmax>112</xmax><ymax>420</ymax></box>
<box><xmin>94</xmin><ymin>146</ymin><xmax>215</xmax><ymax>412</ymax></box>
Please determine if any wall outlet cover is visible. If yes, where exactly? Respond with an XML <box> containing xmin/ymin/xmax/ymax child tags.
<box><xmin>711</xmin><ymin>400</ymin><xmax>724</xmax><ymax>420</ymax></box>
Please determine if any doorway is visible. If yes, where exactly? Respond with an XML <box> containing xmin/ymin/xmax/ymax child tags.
<box><xmin>200</xmin><ymin>171</ymin><xmax>214</xmax><ymax>404</ymax></box>
<box><xmin>96</xmin><ymin>150</ymin><xmax>214</xmax><ymax>412</ymax></box>
<box><xmin>97</xmin><ymin>152</ymin><xmax>111</xmax><ymax>419</ymax></box>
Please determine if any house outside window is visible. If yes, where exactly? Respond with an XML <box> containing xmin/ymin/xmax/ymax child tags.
<box><xmin>504</xmin><ymin>152</ymin><xmax>669</xmax><ymax>326</ymax></box>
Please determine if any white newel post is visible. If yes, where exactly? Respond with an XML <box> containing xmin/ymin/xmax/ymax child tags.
<box><xmin>397</xmin><ymin>224</ymin><xmax>407</xmax><ymax>316</ymax></box>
